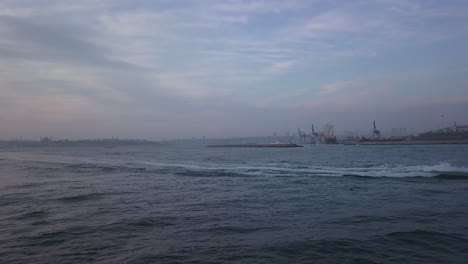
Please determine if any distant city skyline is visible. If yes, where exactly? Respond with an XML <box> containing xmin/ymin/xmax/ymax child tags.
<box><xmin>1</xmin><ymin>0</ymin><xmax>468</xmax><ymax>140</ymax></box>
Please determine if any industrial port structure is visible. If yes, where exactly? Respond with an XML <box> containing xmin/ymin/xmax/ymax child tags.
<box><xmin>7</xmin><ymin>121</ymin><xmax>466</xmax><ymax>148</ymax></box>
<box><xmin>346</xmin><ymin>121</ymin><xmax>468</xmax><ymax>145</ymax></box>
<box><xmin>297</xmin><ymin>123</ymin><xmax>337</xmax><ymax>144</ymax></box>
<box><xmin>295</xmin><ymin>120</ymin><xmax>468</xmax><ymax>145</ymax></box>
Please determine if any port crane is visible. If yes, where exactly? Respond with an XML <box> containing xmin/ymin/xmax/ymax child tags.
<box><xmin>372</xmin><ymin>120</ymin><xmax>381</xmax><ymax>140</ymax></box>
<box><xmin>310</xmin><ymin>124</ymin><xmax>318</xmax><ymax>144</ymax></box>
<box><xmin>297</xmin><ymin>128</ymin><xmax>309</xmax><ymax>144</ymax></box>
<box><xmin>298</xmin><ymin>124</ymin><xmax>319</xmax><ymax>144</ymax></box>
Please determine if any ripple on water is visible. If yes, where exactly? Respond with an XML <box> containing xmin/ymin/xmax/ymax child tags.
<box><xmin>101</xmin><ymin>215</ymin><xmax>177</xmax><ymax>233</ymax></box>
<box><xmin>55</xmin><ymin>193</ymin><xmax>108</xmax><ymax>203</ymax></box>
<box><xmin>385</xmin><ymin>229</ymin><xmax>468</xmax><ymax>249</ymax></box>
<box><xmin>14</xmin><ymin>211</ymin><xmax>48</xmax><ymax>220</ymax></box>
<box><xmin>198</xmin><ymin>225</ymin><xmax>263</xmax><ymax>235</ymax></box>
<box><xmin>258</xmin><ymin>230</ymin><xmax>468</xmax><ymax>263</ymax></box>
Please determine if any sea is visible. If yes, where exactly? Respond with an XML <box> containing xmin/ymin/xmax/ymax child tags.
<box><xmin>1</xmin><ymin>143</ymin><xmax>468</xmax><ymax>264</ymax></box>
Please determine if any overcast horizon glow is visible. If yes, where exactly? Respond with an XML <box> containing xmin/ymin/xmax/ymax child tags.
<box><xmin>1</xmin><ymin>0</ymin><xmax>468</xmax><ymax>140</ymax></box>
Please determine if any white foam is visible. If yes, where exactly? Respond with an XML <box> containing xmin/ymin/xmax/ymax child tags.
<box><xmin>5</xmin><ymin>151</ymin><xmax>467</xmax><ymax>178</ymax></box>
<box><xmin>135</xmin><ymin>160</ymin><xmax>468</xmax><ymax>178</ymax></box>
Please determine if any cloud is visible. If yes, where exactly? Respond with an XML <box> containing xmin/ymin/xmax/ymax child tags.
<box><xmin>319</xmin><ymin>80</ymin><xmax>359</xmax><ymax>96</ymax></box>
<box><xmin>212</xmin><ymin>0</ymin><xmax>304</xmax><ymax>14</ymax></box>
<box><xmin>264</xmin><ymin>60</ymin><xmax>296</xmax><ymax>75</ymax></box>
<box><xmin>0</xmin><ymin>15</ymin><xmax>138</xmax><ymax>69</ymax></box>
<box><xmin>1</xmin><ymin>0</ymin><xmax>468</xmax><ymax>139</ymax></box>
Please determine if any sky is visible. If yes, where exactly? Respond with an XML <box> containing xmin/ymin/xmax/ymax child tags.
<box><xmin>1</xmin><ymin>0</ymin><xmax>468</xmax><ymax>140</ymax></box>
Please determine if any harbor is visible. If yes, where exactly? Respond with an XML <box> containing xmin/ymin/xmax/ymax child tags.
<box><xmin>345</xmin><ymin>122</ymin><xmax>468</xmax><ymax>145</ymax></box>
<box><xmin>206</xmin><ymin>143</ymin><xmax>303</xmax><ymax>148</ymax></box>
<box><xmin>205</xmin><ymin>121</ymin><xmax>468</xmax><ymax>147</ymax></box>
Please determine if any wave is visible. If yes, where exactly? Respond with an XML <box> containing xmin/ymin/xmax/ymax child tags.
<box><xmin>138</xmin><ymin>161</ymin><xmax>468</xmax><ymax>179</ymax></box>
<box><xmin>14</xmin><ymin>211</ymin><xmax>49</xmax><ymax>220</ymax></box>
<box><xmin>433</xmin><ymin>173</ymin><xmax>468</xmax><ymax>180</ymax></box>
<box><xmin>386</xmin><ymin>229</ymin><xmax>468</xmax><ymax>244</ymax></box>
<box><xmin>101</xmin><ymin>216</ymin><xmax>176</xmax><ymax>232</ymax></box>
<box><xmin>56</xmin><ymin>193</ymin><xmax>107</xmax><ymax>203</ymax></box>
<box><xmin>340</xmin><ymin>163</ymin><xmax>468</xmax><ymax>179</ymax></box>
<box><xmin>260</xmin><ymin>229</ymin><xmax>468</xmax><ymax>263</ymax></box>
<box><xmin>65</xmin><ymin>163</ymin><xmax>147</xmax><ymax>173</ymax></box>
<box><xmin>10</xmin><ymin>152</ymin><xmax>468</xmax><ymax>179</ymax></box>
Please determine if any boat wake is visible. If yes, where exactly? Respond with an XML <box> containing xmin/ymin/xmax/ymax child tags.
<box><xmin>4</xmin><ymin>153</ymin><xmax>468</xmax><ymax>179</ymax></box>
<box><xmin>138</xmin><ymin>161</ymin><xmax>468</xmax><ymax>179</ymax></box>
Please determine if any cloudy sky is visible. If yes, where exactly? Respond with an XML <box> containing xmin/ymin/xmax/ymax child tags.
<box><xmin>1</xmin><ymin>0</ymin><xmax>468</xmax><ymax>140</ymax></box>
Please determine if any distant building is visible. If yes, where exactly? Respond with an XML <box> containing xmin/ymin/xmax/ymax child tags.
<box><xmin>455</xmin><ymin>125</ymin><xmax>468</xmax><ymax>132</ymax></box>
<box><xmin>40</xmin><ymin>137</ymin><xmax>52</xmax><ymax>144</ymax></box>
<box><xmin>445</xmin><ymin>122</ymin><xmax>468</xmax><ymax>133</ymax></box>
<box><xmin>343</xmin><ymin>131</ymin><xmax>354</xmax><ymax>138</ymax></box>
<box><xmin>391</xmin><ymin>128</ymin><xmax>406</xmax><ymax>138</ymax></box>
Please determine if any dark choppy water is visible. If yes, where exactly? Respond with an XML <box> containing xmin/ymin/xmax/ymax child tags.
<box><xmin>1</xmin><ymin>143</ymin><xmax>468</xmax><ymax>263</ymax></box>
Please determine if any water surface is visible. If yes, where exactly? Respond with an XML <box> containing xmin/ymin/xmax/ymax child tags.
<box><xmin>1</xmin><ymin>144</ymin><xmax>468</xmax><ymax>263</ymax></box>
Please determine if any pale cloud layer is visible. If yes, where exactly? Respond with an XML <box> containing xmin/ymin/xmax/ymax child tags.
<box><xmin>1</xmin><ymin>0</ymin><xmax>468</xmax><ymax>139</ymax></box>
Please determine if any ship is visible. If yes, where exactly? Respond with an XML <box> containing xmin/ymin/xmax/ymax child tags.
<box><xmin>319</xmin><ymin>123</ymin><xmax>337</xmax><ymax>144</ymax></box>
